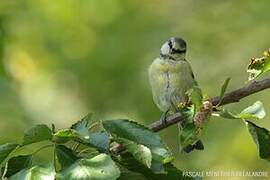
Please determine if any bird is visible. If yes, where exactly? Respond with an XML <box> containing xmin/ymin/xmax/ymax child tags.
<box><xmin>148</xmin><ymin>37</ymin><xmax>204</xmax><ymax>153</ymax></box>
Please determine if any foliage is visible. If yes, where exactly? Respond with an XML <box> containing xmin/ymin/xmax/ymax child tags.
<box><xmin>57</xmin><ymin>154</ymin><xmax>120</xmax><ymax>180</ymax></box>
<box><xmin>246</xmin><ymin>121</ymin><xmax>270</xmax><ymax>161</ymax></box>
<box><xmin>0</xmin><ymin>115</ymin><xmax>189</xmax><ymax>179</ymax></box>
<box><xmin>0</xmin><ymin>100</ymin><xmax>267</xmax><ymax>179</ymax></box>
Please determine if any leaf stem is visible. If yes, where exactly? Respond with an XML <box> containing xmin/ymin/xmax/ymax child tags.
<box><xmin>77</xmin><ymin>148</ymin><xmax>97</xmax><ymax>156</ymax></box>
<box><xmin>1</xmin><ymin>161</ymin><xmax>8</xmax><ymax>179</ymax></box>
<box><xmin>53</xmin><ymin>144</ymin><xmax>57</xmax><ymax>172</ymax></box>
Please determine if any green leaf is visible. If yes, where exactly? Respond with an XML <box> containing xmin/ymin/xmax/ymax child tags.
<box><xmin>246</xmin><ymin>121</ymin><xmax>270</xmax><ymax>161</ymax></box>
<box><xmin>80</xmin><ymin>131</ymin><xmax>110</xmax><ymax>152</ymax></box>
<box><xmin>117</xmin><ymin>138</ymin><xmax>152</xmax><ymax>168</ymax></box>
<box><xmin>71</xmin><ymin>114</ymin><xmax>110</xmax><ymax>152</ymax></box>
<box><xmin>103</xmin><ymin>120</ymin><xmax>173</xmax><ymax>165</ymax></box>
<box><xmin>217</xmin><ymin>101</ymin><xmax>265</xmax><ymax>120</ymax></box>
<box><xmin>117</xmin><ymin>152</ymin><xmax>194</xmax><ymax>180</ymax></box>
<box><xmin>187</xmin><ymin>86</ymin><xmax>203</xmax><ymax>111</ymax></box>
<box><xmin>150</xmin><ymin>159</ymin><xmax>165</xmax><ymax>173</ymax></box>
<box><xmin>179</xmin><ymin>123</ymin><xmax>201</xmax><ymax>150</ymax></box>
<box><xmin>247</xmin><ymin>49</ymin><xmax>270</xmax><ymax>80</ymax></box>
<box><xmin>71</xmin><ymin>113</ymin><xmax>93</xmax><ymax>137</ymax></box>
<box><xmin>8</xmin><ymin>141</ymin><xmax>52</xmax><ymax>159</ymax></box>
<box><xmin>0</xmin><ymin>143</ymin><xmax>18</xmax><ymax>165</ymax></box>
<box><xmin>118</xmin><ymin>167</ymin><xmax>148</xmax><ymax>180</ymax></box>
<box><xmin>57</xmin><ymin>153</ymin><xmax>120</xmax><ymax>180</ymax></box>
<box><xmin>23</xmin><ymin>124</ymin><xmax>53</xmax><ymax>145</ymax></box>
<box><xmin>218</xmin><ymin>108</ymin><xmax>238</xmax><ymax>119</ymax></box>
<box><xmin>162</xmin><ymin>163</ymin><xmax>194</xmax><ymax>180</ymax></box>
<box><xmin>53</xmin><ymin>129</ymin><xmax>80</xmax><ymax>143</ymax></box>
<box><xmin>103</xmin><ymin>119</ymin><xmax>168</xmax><ymax>150</ymax></box>
<box><xmin>54</xmin><ymin>128</ymin><xmax>110</xmax><ymax>152</ymax></box>
<box><xmin>0</xmin><ymin>142</ymin><xmax>52</xmax><ymax>169</ymax></box>
<box><xmin>218</xmin><ymin>77</ymin><xmax>231</xmax><ymax>105</ymax></box>
<box><xmin>4</xmin><ymin>155</ymin><xmax>32</xmax><ymax>178</ymax></box>
<box><xmin>239</xmin><ymin>101</ymin><xmax>265</xmax><ymax>119</ymax></box>
<box><xmin>9</xmin><ymin>166</ymin><xmax>55</xmax><ymax>180</ymax></box>
<box><xmin>55</xmin><ymin>145</ymin><xmax>78</xmax><ymax>169</ymax></box>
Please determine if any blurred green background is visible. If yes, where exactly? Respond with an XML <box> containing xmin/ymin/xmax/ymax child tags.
<box><xmin>0</xmin><ymin>0</ymin><xmax>269</xmax><ymax>179</ymax></box>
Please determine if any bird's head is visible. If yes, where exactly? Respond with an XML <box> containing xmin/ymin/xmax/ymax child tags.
<box><xmin>160</xmin><ymin>37</ymin><xmax>187</xmax><ymax>60</ymax></box>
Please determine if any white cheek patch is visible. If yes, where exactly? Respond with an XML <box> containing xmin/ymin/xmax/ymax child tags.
<box><xmin>160</xmin><ymin>43</ymin><xmax>170</xmax><ymax>55</ymax></box>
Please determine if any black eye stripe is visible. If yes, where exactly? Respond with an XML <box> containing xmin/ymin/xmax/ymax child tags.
<box><xmin>168</xmin><ymin>40</ymin><xmax>173</xmax><ymax>49</ymax></box>
<box><xmin>171</xmin><ymin>48</ymin><xmax>186</xmax><ymax>54</ymax></box>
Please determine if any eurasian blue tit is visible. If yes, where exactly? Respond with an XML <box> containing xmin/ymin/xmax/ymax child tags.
<box><xmin>148</xmin><ymin>37</ymin><xmax>203</xmax><ymax>153</ymax></box>
<box><xmin>148</xmin><ymin>37</ymin><xmax>197</xmax><ymax>114</ymax></box>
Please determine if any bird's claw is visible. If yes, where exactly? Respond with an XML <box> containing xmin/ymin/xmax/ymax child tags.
<box><xmin>160</xmin><ymin>110</ymin><xmax>169</xmax><ymax>125</ymax></box>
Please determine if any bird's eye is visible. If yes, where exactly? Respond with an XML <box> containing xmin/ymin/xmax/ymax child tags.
<box><xmin>171</xmin><ymin>48</ymin><xmax>186</xmax><ymax>54</ymax></box>
<box><xmin>171</xmin><ymin>48</ymin><xmax>179</xmax><ymax>54</ymax></box>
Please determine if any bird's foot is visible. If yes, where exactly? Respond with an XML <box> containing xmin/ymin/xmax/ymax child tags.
<box><xmin>160</xmin><ymin>110</ymin><xmax>169</xmax><ymax>125</ymax></box>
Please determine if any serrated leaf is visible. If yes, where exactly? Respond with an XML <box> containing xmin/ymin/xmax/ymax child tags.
<box><xmin>55</xmin><ymin>145</ymin><xmax>78</xmax><ymax>169</ymax></box>
<box><xmin>8</xmin><ymin>141</ymin><xmax>52</xmax><ymax>159</ymax></box>
<box><xmin>246</xmin><ymin>121</ymin><xmax>270</xmax><ymax>161</ymax></box>
<box><xmin>0</xmin><ymin>143</ymin><xmax>18</xmax><ymax>165</ymax></box>
<box><xmin>103</xmin><ymin>120</ymin><xmax>173</xmax><ymax>167</ymax></box>
<box><xmin>117</xmin><ymin>138</ymin><xmax>152</xmax><ymax>168</ymax></box>
<box><xmin>117</xmin><ymin>152</ymin><xmax>194</xmax><ymax>180</ymax></box>
<box><xmin>71</xmin><ymin>114</ymin><xmax>110</xmax><ymax>152</ymax></box>
<box><xmin>81</xmin><ymin>131</ymin><xmax>110</xmax><ymax>152</ymax></box>
<box><xmin>179</xmin><ymin>123</ymin><xmax>201</xmax><ymax>150</ymax></box>
<box><xmin>118</xmin><ymin>167</ymin><xmax>148</xmax><ymax>180</ymax></box>
<box><xmin>247</xmin><ymin>49</ymin><xmax>270</xmax><ymax>80</ymax></box>
<box><xmin>187</xmin><ymin>86</ymin><xmax>203</xmax><ymax>111</ymax></box>
<box><xmin>53</xmin><ymin>129</ymin><xmax>80</xmax><ymax>143</ymax></box>
<box><xmin>57</xmin><ymin>153</ymin><xmax>120</xmax><ymax>180</ymax></box>
<box><xmin>218</xmin><ymin>77</ymin><xmax>231</xmax><ymax>105</ymax></box>
<box><xmin>71</xmin><ymin>113</ymin><xmax>93</xmax><ymax>137</ymax></box>
<box><xmin>4</xmin><ymin>155</ymin><xmax>32</xmax><ymax>178</ymax></box>
<box><xmin>9</xmin><ymin>166</ymin><xmax>55</xmax><ymax>180</ymax></box>
<box><xmin>23</xmin><ymin>124</ymin><xmax>52</xmax><ymax>145</ymax></box>
<box><xmin>217</xmin><ymin>101</ymin><xmax>265</xmax><ymax>120</ymax></box>
<box><xmin>150</xmin><ymin>159</ymin><xmax>165</xmax><ymax>173</ymax></box>
<box><xmin>103</xmin><ymin>119</ymin><xmax>167</xmax><ymax>149</ymax></box>
<box><xmin>162</xmin><ymin>163</ymin><xmax>194</xmax><ymax>180</ymax></box>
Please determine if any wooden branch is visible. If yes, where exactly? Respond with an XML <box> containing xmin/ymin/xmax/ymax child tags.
<box><xmin>211</xmin><ymin>78</ymin><xmax>270</xmax><ymax>106</ymax></box>
<box><xmin>151</xmin><ymin>78</ymin><xmax>270</xmax><ymax>132</ymax></box>
<box><xmin>112</xmin><ymin>78</ymin><xmax>270</xmax><ymax>153</ymax></box>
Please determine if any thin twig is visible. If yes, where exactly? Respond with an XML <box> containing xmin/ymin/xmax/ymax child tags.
<box><xmin>151</xmin><ymin>78</ymin><xmax>270</xmax><ymax>132</ymax></box>
<box><xmin>211</xmin><ymin>78</ymin><xmax>270</xmax><ymax>106</ymax></box>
